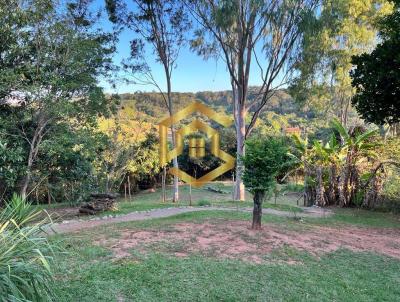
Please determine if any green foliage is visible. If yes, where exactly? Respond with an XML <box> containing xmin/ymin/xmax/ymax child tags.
<box><xmin>128</xmin><ymin>133</ymin><xmax>161</xmax><ymax>189</ymax></box>
<box><xmin>381</xmin><ymin>173</ymin><xmax>400</xmax><ymax>212</ymax></box>
<box><xmin>0</xmin><ymin>0</ymin><xmax>116</xmax><ymax>201</ymax></box>
<box><xmin>196</xmin><ymin>200</ymin><xmax>212</xmax><ymax>207</ymax></box>
<box><xmin>289</xmin><ymin>119</ymin><xmax>385</xmax><ymax>207</ymax></box>
<box><xmin>377</xmin><ymin>137</ymin><xmax>400</xmax><ymax>210</ymax></box>
<box><xmin>283</xmin><ymin>182</ymin><xmax>304</xmax><ymax>193</ymax></box>
<box><xmin>1</xmin><ymin>0</ymin><xmax>397</xmax><ymax>210</ymax></box>
<box><xmin>351</xmin><ymin>1</ymin><xmax>400</xmax><ymax>125</ymax></box>
<box><xmin>351</xmin><ymin>42</ymin><xmax>400</xmax><ymax>125</ymax></box>
<box><xmin>242</xmin><ymin>136</ymin><xmax>294</xmax><ymax>193</ymax></box>
<box><xmin>96</xmin><ymin>106</ymin><xmax>161</xmax><ymax>193</ymax></box>
<box><xmin>0</xmin><ymin>194</ymin><xmax>56</xmax><ymax>301</ymax></box>
<box><xmin>178</xmin><ymin>135</ymin><xmax>223</xmax><ymax>178</ymax></box>
<box><xmin>2</xmin><ymin>194</ymin><xmax>39</xmax><ymax>226</ymax></box>
<box><xmin>1</xmin><ymin>0</ymin><xmax>114</xmax><ymax>106</ymax></box>
<box><xmin>290</xmin><ymin>0</ymin><xmax>393</xmax><ymax>124</ymax></box>
<box><xmin>0</xmin><ymin>137</ymin><xmax>25</xmax><ymax>195</ymax></box>
<box><xmin>330</xmin><ymin>119</ymin><xmax>379</xmax><ymax>157</ymax></box>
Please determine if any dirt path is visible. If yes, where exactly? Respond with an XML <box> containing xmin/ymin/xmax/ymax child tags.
<box><xmin>48</xmin><ymin>206</ymin><xmax>332</xmax><ymax>234</ymax></box>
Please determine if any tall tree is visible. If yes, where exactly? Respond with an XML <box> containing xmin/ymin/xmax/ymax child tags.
<box><xmin>105</xmin><ymin>0</ymin><xmax>191</xmax><ymax>202</ymax></box>
<box><xmin>0</xmin><ymin>0</ymin><xmax>115</xmax><ymax>198</ymax></box>
<box><xmin>290</xmin><ymin>0</ymin><xmax>393</xmax><ymax>127</ymax></box>
<box><xmin>187</xmin><ymin>0</ymin><xmax>319</xmax><ymax>200</ymax></box>
<box><xmin>351</xmin><ymin>0</ymin><xmax>400</xmax><ymax>126</ymax></box>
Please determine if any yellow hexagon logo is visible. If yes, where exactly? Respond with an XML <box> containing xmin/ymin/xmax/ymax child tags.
<box><xmin>159</xmin><ymin>102</ymin><xmax>235</xmax><ymax>188</ymax></box>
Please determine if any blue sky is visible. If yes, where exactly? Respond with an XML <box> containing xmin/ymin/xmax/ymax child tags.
<box><xmin>94</xmin><ymin>1</ymin><xmax>265</xmax><ymax>94</ymax></box>
<box><xmin>103</xmin><ymin>32</ymin><xmax>234</xmax><ymax>94</ymax></box>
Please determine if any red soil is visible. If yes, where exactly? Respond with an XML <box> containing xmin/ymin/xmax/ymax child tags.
<box><xmin>95</xmin><ymin>220</ymin><xmax>400</xmax><ymax>263</ymax></box>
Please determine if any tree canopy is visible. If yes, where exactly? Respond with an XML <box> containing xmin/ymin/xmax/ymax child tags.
<box><xmin>0</xmin><ymin>0</ymin><xmax>116</xmax><ymax>200</ymax></box>
<box><xmin>242</xmin><ymin>136</ymin><xmax>293</xmax><ymax>229</ymax></box>
<box><xmin>290</xmin><ymin>0</ymin><xmax>393</xmax><ymax>126</ymax></box>
<box><xmin>351</xmin><ymin>0</ymin><xmax>400</xmax><ymax>125</ymax></box>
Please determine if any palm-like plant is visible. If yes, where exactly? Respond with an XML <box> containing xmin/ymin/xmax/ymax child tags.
<box><xmin>331</xmin><ymin>119</ymin><xmax>379</xmax><ymax>206</ymax></box>
<box><xmin>313</xmin><ymin>133</ymin><xmax>346</xmax><ymax>205</ymax></box>
<box><xmin>290</xmin><ymin>135</ymin><xmax>315</xmax><ymax>206</ymax></box>
<box><xmin>291</xmin><ymin>119</ymin><xmax>380</xmax><ymax>207</ymax></box>
<box><xmin>291</xmin><ymin>133</ymin><xmax>343</xmax><ymax>206</ymax></box>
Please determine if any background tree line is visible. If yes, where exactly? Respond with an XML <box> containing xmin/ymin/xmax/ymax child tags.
<box><xmin>0</xmin><ymin>0</ymin><xmax>399</xmax><ymax>211</ymax></box>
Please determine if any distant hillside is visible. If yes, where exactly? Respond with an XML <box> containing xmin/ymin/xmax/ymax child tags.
<box><xmin>118</xmin><ymin>88</ymin><xmax>305</xmax><ymax>119</ymax></box>
<box><xmin>116</xmin><ymin>88</ymin><xmax>336</xmax><ymax>140</ymax></box>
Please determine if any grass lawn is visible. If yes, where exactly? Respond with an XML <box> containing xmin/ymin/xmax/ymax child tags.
<box><xmin>305</xmin><ymin>207</ymin><xmax>400</xmax><ymax>229</ymax></box>
<box><xmin>41</xmin><ymin>183</ymin><xmax>400</xmax><ymax>230</ymax></box>
<box><xmin>37</xmin><ymin>183</ymin><xmax>305</xmax><ymax>221</ymax></box>
<box><xmin>51</xmin><ymin>209</ymin><xmax>400</xmax><ymax>301</ymax></box>
<box><xmin>112</xmin><ymin>185</ymin><xmax>304</xmax><ymax>215</ymax></box>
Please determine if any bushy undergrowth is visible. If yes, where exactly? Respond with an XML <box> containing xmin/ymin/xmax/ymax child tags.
<box><xmin>197</xmin><ymin>200</ymin><xmax>212</xmax><ymax>207</ymax></box>
<box><xmin>283</xmin><ymin>182</ymin><xmax>304</xmax><ymax>192</ymax></box>
<box><xmin>0</xmin><ymin>194</ymin><xmax>57</xmax><ymax>301</ymax></box>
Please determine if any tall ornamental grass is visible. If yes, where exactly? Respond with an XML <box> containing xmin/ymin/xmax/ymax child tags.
<box><xmin>0</xmin><ymin>194</ymin><xmax>56</xmax><ymax>302</ymax></box>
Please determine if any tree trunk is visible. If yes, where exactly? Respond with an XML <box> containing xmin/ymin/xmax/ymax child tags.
<box><xmin>363</xmin><ymin>173</ymin><xmax>382</xmax><ymax>209</ymax></box>
<box><xmin>21</xmin><ymin>125</ymin><xmax>43</xmax><ymax>199</ymax></box>
<box><xmin>304</xmin><ymin>166</ymin><xmax>315</xmax><ymax>206</ymax></box>
<box><xmin>161</xmin><ymin>166</ymin><xmax>166</xmax><ymax>203</ymax></box>
<box><xmin>338</xmin><ymin>151</ymin><xmax>353</xmax><ymax>207</ymax></box>
<box><xmin>315</xmin><ymin>166</ymin><xmax>326</xmax><ymax>206</ymax></box>
<box><xmin>252</xmin><ymin>190</ymin><xmax>265</xmax><ymax>230</ymax></box>
<box><xmin>127</xmin><ymin>175</ymin><xmax>131</xmax><ymax>201</ymax></box>
<box><xmin>172</xmin><ymin>153</ymin><xmax>179</xmax><ymax>202</ymax></box>
<box><xmin>165</xmin><ymin>69</ymin><xmax>179</xmax><ymax>203</ymax></box>
<box><xmin>169</xmin><ymin>126</ymin><xmax>179</xmax><ymax>203</ymax></box>
<box><xmin>105</xmin><ymin>174</ymin><xmax>110</xmax><ymax>193</ymax></box>
<box><xmin>379</xmin><ymin>125</ymin><xmax>389</xmax><ymax>140</ymax></box>
<box><xmin>21</xmin><ymin>159</ymin><xmax>33</xmax><ymax>199</ymax></box>
<box><xmin>327</xmin><ymin>165</ymin><xmax>337</xmax><ymax>205</ymax></box>
<box><xmin>349</xmin><ymin>166</ymin><xmax>359</xmax><ymax>206</ymax></box>
<box><xmin>232</xmin><ymin>13</ymin><xmax>250</xmax><ymax>202</ymax></box>
<box><xmin>189</xmin><ymin>183</ymin><xmax>192</xmax><ymax>206</ymax></box>
<box><xmin>234</xmin><ymin>103</ymin><xmax>246</xmax><ymax>201</ymax></box>
<box><xmin>338</xmin><ymin>168</ymin><xmax>347</xmax><ymax>207</ymax></box>
<box><xmin>363</xmin><ymin>175</ymin><xmax>377</xmax><ymax>208</ymax></box>
<box><xmin>343</xmin><ymin>98</ymin><xmax>350</xmax><ymax>127</ymax></box>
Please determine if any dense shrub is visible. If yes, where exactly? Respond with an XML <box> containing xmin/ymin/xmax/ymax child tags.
<box><xmin>243</xmin><ymin>136</ymin><xmax>295</xmax><ymax>229</ymax></box>
<box><xmin>197</xmin><ymin>200</ymin><xmax>212</xmax><ymax>207</ymax></box>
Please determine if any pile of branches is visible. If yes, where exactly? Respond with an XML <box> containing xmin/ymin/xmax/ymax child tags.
<box><xmin>79</xmin><ymin>193</ymin><xmax>118</xmax><ymax>215</ymax></box>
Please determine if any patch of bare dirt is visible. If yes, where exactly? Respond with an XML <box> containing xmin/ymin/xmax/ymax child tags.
<box><xmin>94</xmin><ymin>220</ymin><xmax>400</xmax><ymax>263</ymax></box>
<box><xmin>45</xmin><ymin>207</ymin><xmax>80</xmax><ymax>221</ymax></box>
